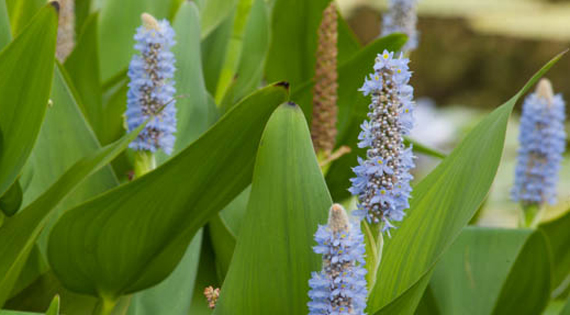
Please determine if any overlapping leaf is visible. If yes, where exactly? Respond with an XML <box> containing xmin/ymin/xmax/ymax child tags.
<box><xmin>0</xmin><ymin>4</ymin><xmax>57</xmax><ymax>199</ymax></box>
<box><xmin>367</xmin><ymin>51</ymin><xmax>565</xmax><ymax>314</ymax></box>
<box><xmin>214</xmin><ymin>103</ymin><xmax>331</xmax><ymax>314</ymax></box>
<box><xmin>47</xmin><ymin>84</ymin><xmax>289</xmax><ymax>299</ymax></box>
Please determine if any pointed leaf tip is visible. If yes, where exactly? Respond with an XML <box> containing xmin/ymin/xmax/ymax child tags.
<box><xmin>274</xmin><ymin>81</ymin><xmax>290</xmax><ymax>90</ymax></box>
<box><xmin>49</xmin><ymin>1</ymin><xmax>60</xmax><ymax>13</ymax></box>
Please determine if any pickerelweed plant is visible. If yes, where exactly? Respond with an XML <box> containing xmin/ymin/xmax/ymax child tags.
<box><xmin>511</xmin><ymin>78</ymin><xmax>566</xmax><ymax>227</ymax></box>
<box><xmin>0</xmin><ymin>1</ymin><xmax>568</xmax><ymax>315</ymax></box>
<box><xmin>126</xmin><ymin>13</ymin><xmax>177</xmax><ymax>177</ymax></box>
<box><xmin>381</xmin><ymin>0</ymin><xmax>419</xmax><ymax>52</ymax></box>
<box><xmin>308</xmin><ymin>204</ymin><xmax>368</xmax><ymax>315</ymax></box>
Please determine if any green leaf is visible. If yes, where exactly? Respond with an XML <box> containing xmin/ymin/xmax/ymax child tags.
<box><xmin>265</xmin><ymin>0</ymin><xmax>330</xmax><ymax>89</ymax></box>
<box><xmin>562</xmin><ymin>296</ymin><xmax>570</xmax><ymax>315</ymax></box>
<box><xmin>0</xmin><ymin>4</ymin><xmax>58</xmax><ymax>198</ymax></box>
<box><xmin>0</xmin><ymin>0</ymin><xmax>11</xmax><ymax>50</ymax></box>
<box><xmin>0</xmin><ymin>123</ymin><xmax>144</xmax><ymax>307</ymax></box>
<box><xmin>126</xmin><ymin>232</ymin><xmax>203</xmax><ymax>315</ymax></box>
<box><xmin>45</xmin><ymin>295</ymin><xmax>59</xmax><ymax>315</ymax></box>
<box><xmin>201</xmin><ymin>16</ymin><xmax>232</xmax><ymax>97</ymax></box>
<box><xmin>169</xmin><ymin>1</ymin><xmax>218</xmax><ymax>154</ymax></box>
<box><xmin>491</xmin><ymin>230</ymin><xmax>550</xmax><ymax>315</ymax></box>
<box><xmin>428</xmin><ymin>227</ymin><xmax>550</xmax><ymax>315</ymax></box>
<box><xmin>64</xmin><ymin>13</ymin><xmax>105</xmax><ymax>140</ymax></box>
<box><xmin>217</xmin><ymin>0</ymin><xmax>270</xmax><ymax>107</ymax></box>
<box><xmin>4</xmin><ymin>0</ymin><xmax>44</xmax><ymax>36</ymax></box>
<box><xmin>213</xmin><ymin>103</ymin><xmax>331</xmax><ymax>314</ymax></box>
<box><xmin>22</xmin><ymin>65</ymin><xmax>119</xmax><ymax>252</ymax></box>
<box><xmin>98</xmin><ymin>0</ymin><xmax>170</xmax><ymax>81</ymax></box>
<box><xmin>367</xmin><ymin>51</ymin><xmax>566</xmax><ymax>314</ymax></box>
<box><xmin>539</xmin><ymin>210</ymin><xmax>570</xmax><ymax>297</ymax></box>
<box><xmin>0</xmin><ymin>179</ymin><xmax>22</xmax><ymax>216</ymax></box>
<box><xmin>47</xmin><ymin>83</ymin><xmax>289</xmax><ymax>298</ymax></box>
<box><xmin>199</xmin><ymin>0</ymin><xmax>238</xmax><ymax>39</ymax></box>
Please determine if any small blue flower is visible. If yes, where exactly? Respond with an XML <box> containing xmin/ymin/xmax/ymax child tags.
<box><xmin>349</xmin><ymin>50</ymin><xmax>416</xmax><ymax>232</ymax></box>
<box><xmin>381</xmin><ymin>0</ymin><xmax>419</xmax><ymax>52</ymax></box>
<box><xmin>125</xmin><ymin>13</ymin><xmax>177</xmax><ymax>155</ymax></box>
<box><xmin>511</xmin><ymin>79</ymin><xmax>566</xmax><ymax>206</ymax></box>
<box><xmin>308</xmin><ymin>204</ymin><xmax>368</xmax><ymax>315</ymax></box>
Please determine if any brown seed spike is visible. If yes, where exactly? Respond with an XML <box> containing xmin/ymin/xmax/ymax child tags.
<box><xmin>311</xmin><ymin>2</ymin><xmax>338</xmax><ymax>156</ymax></box>
<box><xmin>55</xmin><ymin>0</ymin><xmax>75</xmax><ymax>62</ymax></box>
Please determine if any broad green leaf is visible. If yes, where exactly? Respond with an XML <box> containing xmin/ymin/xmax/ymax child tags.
<box><xmin>428</xmin><ymin>227</ymin><xmax>549</xmax><ymax>315</ymax></box>
<box><xmin>0</xmin><ymin>4</ymin><xmax>58</xmax><ymax>198</ymax></box>
<box><xmin>199</xmin><ymin>0</ymin><xmax>238</xmax><ymax>38</ymax></box>
<box><xmin>64</xmin><ymin>13</ymin><xmax>105</xmax><ymax>140</ymax></box>
<box><xmin>169</xmin><ymin>1</ymin><xmax>218</xmax><ymax>154</ymax></box>
<box><xmin>4</xmin><ymin>0</ymin><xmax>44</xmax><ymax>36</ymax></box>
<box><xmin>98</xmin><ymin>0</ymin><xmax>169</xmax><ymax>81</ymax></box>
<box><xmin>367</xmin><ymin>51</ymin><xmax>565</xmax><ymax>314</ymax></box>
<box><xmin>47</xmin><ymin>84</ymin><xmax>289</xmax><ymax>298</ymax></box>
<box><xmin>491</xmin><ymin>230</ymin><xmax>550</xmax><ymax>315</ymax></box>
<box><xmin>0</xmin><ymin>124</ymin><xmax>144</xmax><ymax>307</ymax></box>
<box><xmin>217</xmin><ymin>0</ymin><xmax>269</xmax><ymax>107</ymax></box>
<box><xmin>214</xmin><ymin>103</ymin><xmax>331</xmax><ymax>314</ymax></box>
<box><xmin>22</xmin><ymin>65</ymin><xmax>119</xmax><ymax>252</ymax></box>
<box><xmin>265</xmin><ymin>0</ymin><xmax>330</xmax><ymax>89</ymax></box>
<box><xmin>126</xmin><ymin>232</ymin><xmax>203</xmax><ymax>315</ymax></box>
<box><xmin>0</xmin><ymin>179</ymin><xmax>22</xmax><ymax>216</ymax></box>
<box><xmin>0</xmin><ymin>0</ymin><xmax>11</xmax><ymax>49</ymax></box>
<box><xmin>201</xmin><ymin>10</ymin><xmax>233</xmax><ymax>96</ymax></box>
<box><xmin>125</xmin><ymin>4</ymin><xmax>216</xmax><ymax>313</ymax></box>
<box><xmin>539</xmin><ymin>210</ymin><xmax>570</xmax><ymax>297</ymax></box>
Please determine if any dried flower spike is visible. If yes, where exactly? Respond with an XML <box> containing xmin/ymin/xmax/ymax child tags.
<box><xmin>125</xmin><ymin>13</ymin><xmax>177</xmax><ymax>155</ymax></box>
<box><xmin>308</xmin><ymin>204</ymin><xmax>367</xmax><ymax>314</ymax></box>
<box><xmin>511</xmin><ymin>78</ymin><xmax>566</xmax><ymax>208</ymax></box>
<box><xmin>381</xmin><ymin>0</ymin><xmax>419</xmax><ymax>52</ymax></box>
<box><xmin>55</xmin><ymin>0</ymin><xmax>75</xmax><ymax>62</ymax></box>
<box><xmin>349</xmin><ymin>50</ymin><xmax>416</xmax><ymax>233</ymax></box>
<box><xmin>311</xmin><ymin>2</ymin><xmax>338</xmax><ymax>156</ymax></box>
<box><xmin>204</xmin><ymin>286</ymin><xmax>220</xmax><ymax>310</ymax></box>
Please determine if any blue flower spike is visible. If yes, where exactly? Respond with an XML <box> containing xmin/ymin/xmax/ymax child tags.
<box><xmin>511</xmin><ymin>78</ymin><xmax>566</xmax><ymax>227</ymax></box>
<box><xmin>350</xmin><ymin>50</ymin><xmax>416</xmax><ymax>234</ymax></box>
<box><xmin>308</xmin><ymin>204</ymin><xmax>368</xmax><ymax>315</ymax></box>
<box><xmin>125</xmin><ymin>13</ymin><xmax>177</xmax><ymax>158</ymax></box>
<box><xmin>381</xmin><ymin>0</ymin><xmax>419</xmax><ymax>52</ymax></box>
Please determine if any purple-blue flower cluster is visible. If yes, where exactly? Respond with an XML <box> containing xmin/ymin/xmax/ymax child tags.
<box><xmin>125</xmin><ymin>13</ymin><xmax>177</xmax><ymax>155</ymax></box>
<box><xmin>350</xmin><ymin>50</ymin><xmax>415</xmax><ymax>233</ymax></box>
<box><xmin>308</xmin><ymin>204</ymin><xmax>368</xmax><ymax>315</ymax></box>
<box><xmin>381</xmin><ymin>0</ymin><xmax>419</xmax><ymax>52</ymax></box>
<box><xmin>511</xmin><ymin>79</ymin><xmax>566</xmax><ymax>206</ymax></box>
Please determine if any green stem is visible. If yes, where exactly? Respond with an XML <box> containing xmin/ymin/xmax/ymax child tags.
<box><xmin>520</xmin><ymin>203</ymin><xmax>542</xmax><ymax>228</ymax></box>
<box><xmin>362</xmin><ymin>220</ymin><xmax>383</xmax><ymax>291</ymax></box>
<box><xmin>134</xmin><ymin>150</ymin><xmax>156</xmax><ymax>178</ymax></box>
<box><xmin>93</xmin><ymin>296</ymin><xmax>117</xmax><ymax>315</ymax></box>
